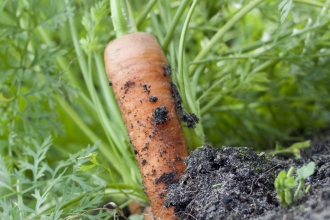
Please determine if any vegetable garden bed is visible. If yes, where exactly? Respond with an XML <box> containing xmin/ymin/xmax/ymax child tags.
<box><xmin>163</xmin><ymin>131</ymin><xmax>330</xmax><ymax>220</ymax></box>
<box><xmin>1</xmin><ymin>1</ymin><xmax>330</xmax><ymax>219</ymax></box>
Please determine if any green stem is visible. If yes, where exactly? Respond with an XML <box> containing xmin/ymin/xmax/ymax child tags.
<box><xmin>177</xmin><ymin>0</ymin><xmax>205</xmax><ymax>151</ymax></box>
<box><xmin>294</xmin><ymin>179</ymin><xmax>305</xmax><ymax>199</ymax></box>
<box><xmin>54</xmin><ymin>95</ymin><xmax>119</xmax><ymax>176</ymax></box>
<box><xmin>16</xmin><ymin>179</ymin><xmax>24</xmax><ymax>220</ymax></box>
<box><xmin>94</xmin><ymin>53</ymin><xmax>125</xmax><ymax>129</ymax></box>
<box><xmin>287</xmin><ymin>167</ymin><xmax>295</xmax><ymax>177</ymax></box>
<box><xmin>68</xmin><ymin>13</ymin><xmax>141</xmax><ymax>185</ymax></box>
<box><xmin>136</xmin><ymin>0</ymin><xmax>158</xmax><ymax>29</ymax></box>
<box><xmin>178</xmin><ymin>0</ymin><xmax>198</xmax><ymax>108</ymax></box>
<box><xmin>251</xmin><ymin>59</ymin><xmax>278</xmax><ymax>74</ymax></box>
<box><xmin>189</xmin><ymin>0</ymin><xmax>264</xmax><ymax>76</ymax></box>
<box><xmin>200</xmin><ymin>94</ymin><xmax>223</xmax><ymax>115</ymax></box>
<box><xmin>93</xmin><ymin>56</ymin><xmax>139</xmax><ymax>175</ymax></box>
<box><xmin>162</xmin><ymin>0</ymin><xmax>191</xmax><ymax>52</ymax></box>
<box><xmin>220</xmin><ymin>30</ymin><xmax>292</xmax><ymax>56</ymax></box>
<box><xmin>294</xmin><ymin>0</ymin><xmax>326</xmax><ymax>7</ymax></box>
<box><xmin>110</xmin><ymin>0</ymin><xmax>128</xmax><ymax>37</ymax></box>
<box><xmin>124</xmin><ymin>0</ymin><xmax>137</xmax><ymax>32</ymax></box>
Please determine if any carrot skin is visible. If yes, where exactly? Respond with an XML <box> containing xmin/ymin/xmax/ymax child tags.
<box><xmin>104</xmin><ymin>32</ymin><xmax>188</xmax><ymax>219</ymax></box>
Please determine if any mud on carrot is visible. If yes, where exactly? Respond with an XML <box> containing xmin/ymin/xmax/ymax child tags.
<box><xmin>104</xmin><ymin>32</ymin><xmax>189</xmax><ymax>219</ymax></box>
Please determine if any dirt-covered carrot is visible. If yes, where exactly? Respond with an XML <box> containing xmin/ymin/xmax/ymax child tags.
<box><xmin>104</xmin><ymin>32</ymin><xmax>188</xmax><ymax>219</ymax></box>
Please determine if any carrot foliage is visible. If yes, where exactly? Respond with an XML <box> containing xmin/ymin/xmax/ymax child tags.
<box><xmin>1</xmin><ymin>0</ymin><xmax>330</xmax><ymax>218</ymax></box>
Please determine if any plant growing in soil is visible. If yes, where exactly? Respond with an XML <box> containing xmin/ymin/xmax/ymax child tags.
<box><xmin>275</xmin><ymin>161</ymin><xmax>315</xmax><ymax>207</ymax></box>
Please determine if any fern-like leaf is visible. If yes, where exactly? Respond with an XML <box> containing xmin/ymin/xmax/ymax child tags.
<box><xmin>0</xmin><ymin>156</ymin><xmax>13</xmax><ymax>191</ymax></box>
<box><xmin>19</xmin><ymin>136</ymin><xmax>52</xmax><ymax>182</ymax></box>
<box><xmin>278</xmin><ymin>0</ymin><xmax>293</xmax><ymax>23</ymax></box>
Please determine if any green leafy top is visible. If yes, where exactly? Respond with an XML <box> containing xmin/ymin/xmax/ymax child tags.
<box><xmin>1</xmin><ymin>0</ymin><xmax>330</xmax><ymax>218</ymax></box>
<box><xmin>0</xmin><ymin>138</ymin><xmax>108</xmax><ymax>219</ymax></box>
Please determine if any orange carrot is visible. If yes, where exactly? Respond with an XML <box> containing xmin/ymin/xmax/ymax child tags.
<box><xmin>104</xmin><ymin>32</ymin><xmax>188</xmax><ymax>219</ymax></box>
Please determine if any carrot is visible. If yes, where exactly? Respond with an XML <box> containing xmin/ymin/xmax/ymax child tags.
<box><xmin>104</xmin><ymin>32</ymin><xmax>188</xmax><ymax>219</ymax></box>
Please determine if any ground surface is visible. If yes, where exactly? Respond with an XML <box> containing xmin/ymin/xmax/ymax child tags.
<box><xmin>164</xmin><ymin>132</ymin><xmax>330</xmax><ymax>220</ymax></box>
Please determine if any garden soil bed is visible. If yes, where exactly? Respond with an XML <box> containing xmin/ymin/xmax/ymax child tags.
<box><xmin>164</xmin><ymin>131</ymin><xmax>330</xmax><ymax>220</ymax></box>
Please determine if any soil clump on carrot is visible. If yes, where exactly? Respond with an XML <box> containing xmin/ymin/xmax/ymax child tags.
<box><xmin>152</xmin><ymin>106</ymin><xmax>169</xmax><ymax>124</ymax></box>
<box><xmin>171</xmin><ymin>83</ymin><xmax>199</xmax><ymax>128</ymax></box>
<box><xmin>163</xmin><ymin>64</ymin><xmax>172</xmax><ymax>76</ymax></box>
<box><xmin>155</xmin><ymin>172</ymin><xmax>177</xmax><ymax>185</ymax></box>
<box><xmin>165</xmin><ymin>131</ymin><xmax>330</xmax><ymax>219</ymax></box>
<box><xmin>149</xmin><ymin>96</ymin><xmax>158</xmax><ymax>102</ymax></box>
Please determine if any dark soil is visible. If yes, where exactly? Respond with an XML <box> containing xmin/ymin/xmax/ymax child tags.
<box><xmin>152</xmin><ymin>106</ymin><xmax>168</xmax><ymax>124</ymax></box>
<box><xmin>149</xmin><ymin>96</ymin><xmax>158</xmax><ymax>102</ymax></box>
<box><xmin>171</xmin><ymin>83</ymin><xmax>199</xmax><ymax>128</ymax></box>
<box><xmin>165</xmin><ymin>134</ymin><xmax>330</xmax><ymax>219</ymax></box>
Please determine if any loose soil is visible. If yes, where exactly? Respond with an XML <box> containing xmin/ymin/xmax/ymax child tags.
<box><xmin>164</xmin><ymin>132</ymin><xmax>330</xmax><ymax>219</ymax></box>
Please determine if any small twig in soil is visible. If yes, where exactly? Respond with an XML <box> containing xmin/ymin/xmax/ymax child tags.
<box><xmin>249</xmin><ymin>165</ymin><xmax>281</xmax><ymax>195</ymax></box>
<box><xmin>177</xmin><ymin>211</ymin><xmax>197</xmax><ymax>220</ymax></box>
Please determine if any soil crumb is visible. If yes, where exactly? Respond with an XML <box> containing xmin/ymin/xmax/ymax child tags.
<box><xmin>171</xmin><ymin>83</ymin><xmax>199</xmax><ymax>128</ymax></box>
<box><xmin>141</xmin><ymin>84</ymin><xmax>150</xmax><ymax>93</ymax></box>
<box><xmin>155</xmin><ymin>172</ymin><xmax>177</xmax><ymax>185</ymax></box>
<box><xmin>164</xmin><ymin>64</ymin><xmax>172</xmax><ymax>76</ymax></box>
<box><xmin>165</xmin><ymin>135</ymin><xmax>330</xmax><ymax>220</ymax></box>
<box><xmin>182</xmin><ymin>113</ymin><xmax>199</xmax><ymax>128</ymax></box>
<box><xmin>124</xmin><ymin>81</ymin><xmax>134</xmax><ymax>94</ymax></box>
<box><xmin>152</xmin><ymin>106</ymin><xmax>168</xmax><ymax>124</ymax></box>
<box><xmin>149</xmin><ymin>96</ymin><xmax>158</xmax><ymax>102</ymax></box>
